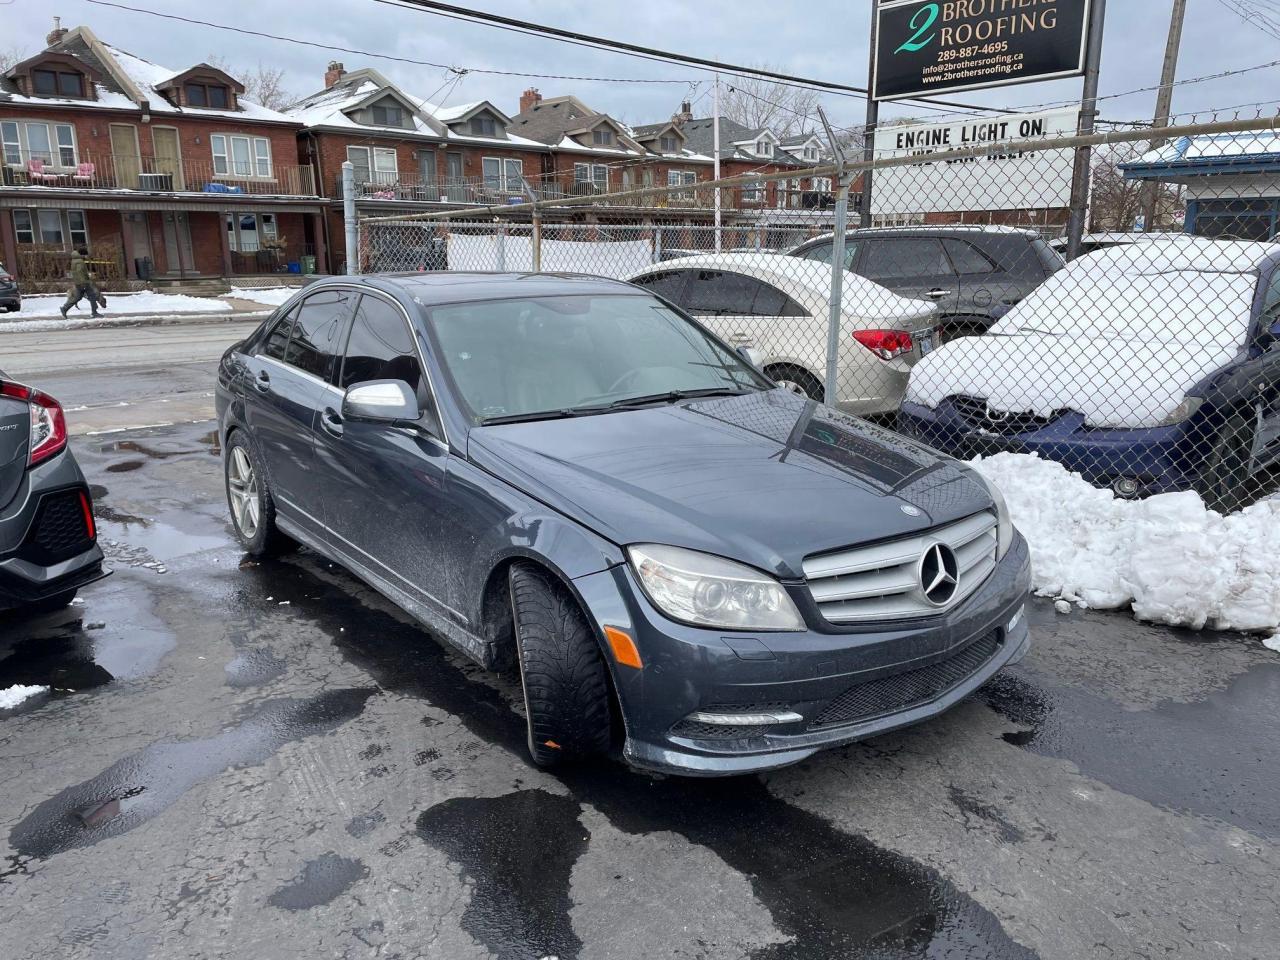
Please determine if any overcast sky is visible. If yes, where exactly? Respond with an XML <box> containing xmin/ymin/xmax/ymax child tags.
<box><xmin>5</xmin><ymin>0</ymin><xmax>1279</xmax><ymax>131</ymax></box>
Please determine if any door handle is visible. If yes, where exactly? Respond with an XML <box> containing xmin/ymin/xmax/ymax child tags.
<box><xmin>926</xmin><ymin>288</ymin><xmax>949</xmax><ymax>300</ymax></box>
<box><xmin>321</xmin><ymin>407</ymin><xmax>344</xmax><ymax>437</ymax></box>
<box><xmin>254</xmin><ymin>370</ymin><xmax>271</xmax><ymax>393</ymax></box>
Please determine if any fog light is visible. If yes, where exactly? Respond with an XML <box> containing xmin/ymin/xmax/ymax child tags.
<box><xmin>1007</xmin><ymin>606</ymin><xmax>1023</xmax><ymax>633</ymax></box>
<box><xmin>685</xmin><ymin>709</ymin><xmax>804</xmax><ymax>726</ymax></box>
<box><xmin>1112</xmin><ymin>477</ymin><xmax>1140</xmax><ymax>498</ymax></box>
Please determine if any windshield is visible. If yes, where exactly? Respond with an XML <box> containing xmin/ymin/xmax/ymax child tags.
<box><xmin>427</xmin><ymin>294</ymin><xmax>772</xmax><ymax>423</ymax></box>
<box><xmin>989</xmin><ymin>269</ymin><xmax>1257</xmax><ymax>346</ymax></box>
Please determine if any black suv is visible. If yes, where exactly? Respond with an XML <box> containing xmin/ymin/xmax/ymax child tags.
<box><xmin>788</xmin><ymin>226</ymin><xmax>1063</xmax><ymax>333</ymax></box>
<box><xmin>0</xmin><ymin>261</ymin><xmax>19</xmax><ymax>312</ymax></box>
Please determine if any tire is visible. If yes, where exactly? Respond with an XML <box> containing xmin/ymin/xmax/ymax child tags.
<box><xmin>508</xmin><ymin>562</ymin><xmax>613</xmax><ymax>767</ymax></box>
<box><xmin>224</xmin><ymin>431</ymin><xmax>296</xmax><ymax>557</ymax></box>
<box><xmin>1195</xmin><ymin>407</ymin><xmax>1257</xmax><ymax>514</ymax></box>
<box><xmin>766</xmin><ymin>364</ymin><xmax>824</xmax><ymax>401</ymax></box>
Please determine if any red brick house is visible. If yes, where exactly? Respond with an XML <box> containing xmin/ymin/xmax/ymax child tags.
<box><xmin>0</xmin><ymin>21</ymin><xmax>324</xmax><ymax>291</ymax></box>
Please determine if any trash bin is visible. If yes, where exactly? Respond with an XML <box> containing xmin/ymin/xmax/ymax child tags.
<box><xmin>300</xmin><ymin>255</ymin><xmax>317</xmax><ymax>275</ymax></box>
<box><xmin>134</xmin><ymin>256</ymin><xmax>153</xmax><ymax>281</ymax></box>
<box><xmin>286</xmin><ymin>261</ymin><xmax>301</xmax><ymax>274</ymax></box>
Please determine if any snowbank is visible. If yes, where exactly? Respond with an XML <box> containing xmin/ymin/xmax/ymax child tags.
<box><xmin>971</xmin><ymin>452</ymin><xmax>1280</xmax><ymax>632</ymax></box>
<box><xmin>0</xmin><ymin>684</ymin><xmax>48</xmax><ymax>710</ymax></box>
<box><xmin>9</xmin><ymin>291</ymin><xmax>232</xmax><ymax>319</ymax></box>
<box><xmin>229</xmin><ymin>287</ymin><xmax>297</xmax><ymax>308</ymax></box>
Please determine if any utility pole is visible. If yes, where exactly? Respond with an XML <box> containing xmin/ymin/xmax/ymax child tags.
<box><xmin>859</xmin><ymin>5</ymin><xmax>879</xmax><ymax>229</ymax></box>
<box><xmin>1066</xmin><ymin>0</ymin><xmax>1107</xmax><ymax>261</ymax></box>
<box><xmin>1142</xmin><ymin>0</ymin><xmax>1186</xmax><ymax>232</ymax></box>
<box><xmin>712</xmin><ymin>73</ymin><xmax>722</xmax><ymax>252</ymax></box>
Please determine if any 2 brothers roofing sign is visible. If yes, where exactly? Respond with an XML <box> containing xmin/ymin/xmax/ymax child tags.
<box><xmin>873</xmin><ymin>0</ymin><xmax>1093</xmax><ymax>101</ymax></box>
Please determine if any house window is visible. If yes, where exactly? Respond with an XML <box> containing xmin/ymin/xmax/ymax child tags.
<box><xmin>666</xmin><ymin>170</ymin><xmax>696</xmax><ymax>187</ymax></box>
<box><xmin>742</xmin><ymin>178</ymin><xmax>765</xmax><ymax>203</ymax></box>
<box><xmin>803</xmin><ymin>145</ymin><xmax>818</xmax><ymax>161</ymax></box>
<box><xmin>212</xmin><ymin>134</ymin><xmax>272</xmax><ymax>177</ymax></box>
<box><xmin>482</xmin><ymin>157</ymin><xmax>523</xmax><ymax>191</ymax></box>
<box><xmin>812</xmin><ymin>177</ymin><xmax>832</xmax><ymax>192</ymax></box>
<box><xmin>226</xmin><ymin>212</ymin><xmax>279</xmax><ymax>252</ymax></box>
<box><xmin>659</xmin><ymin>135</ymin><xmax>678</xmax><ymax>153</ymax></box>
<box><xmin>756</xmin><ymin>140</ymin><xmax>773</xmax><ymax>157</ymax></box>
<box><xmin>0</xmin><ymin>120</ymin><xmax>78</xmax><ymax>167</ymax></box>
<box><xmin>470</xmin><ymin>116</ymin><xmax>497</xmax><ymax>137</ymax></box>
<box><xmin>186</xmin><ymin>82</ymin><xmax>229</xmax><ymax>109</ymax></box>
<box><xmin>346</xmin><ymin>145</ymin><xmax>397</xmax><ymax>184</ymax></box>
<box><xmin>32</xmin><ymin>69</ymin><xmax>84</xmax><ymax>98</ymax></box>
<box><xmin>574</xmin><ymin>162</ymin><xmax>608</xmax><ymax>189</ymax></box>
<box><xmin>10</xmin><ymin>208</ymin><xmax>88</xmax><ymax>246</ymax></box>
<box><xmin>592</xmin><ymin>128</ymin><xmax>613</xmax><ymax>146</ymax></box>
<box><xmin>372</xmin><ymin>104</ymin><xmax>403</xmax><ymax>126</ymax></box>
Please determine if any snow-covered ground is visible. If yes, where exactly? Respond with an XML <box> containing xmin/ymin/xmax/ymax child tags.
<box><xmin>972</xmin><ymin>452</ymin><xmax>1280</xmax><ymax>633</ymax></box>
<box><xmin>0</xmin><ymin>684</ymin><xmax>48</xmax><ymax>710</ymax></box>
<box><xmin>9</xmin><ymin>291</ymin><xmax>233</xmax><ymax>319</ymax></box>
<box><xmin>229</xmin><ymin>287</ymin><xmax>297</xmax><ymax>307</ymax></box>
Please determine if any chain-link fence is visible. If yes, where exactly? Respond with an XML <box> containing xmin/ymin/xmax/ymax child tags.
<box><xmin>357</xmin><ymin>114</ymin><xmax>1280</xmax><ymax>514</ymax></box>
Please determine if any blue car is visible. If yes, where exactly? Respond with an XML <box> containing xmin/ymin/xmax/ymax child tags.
<box><xmin>899</xmin><ymin>239</ymin><xmax>1280</xmax><ymax>511</ymax></box>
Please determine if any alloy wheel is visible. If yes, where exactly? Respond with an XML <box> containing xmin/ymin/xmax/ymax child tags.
<box><xmin>227</xmin><ymin>446</ymin><xmax>261</xmax><ymax>539</ymax></box>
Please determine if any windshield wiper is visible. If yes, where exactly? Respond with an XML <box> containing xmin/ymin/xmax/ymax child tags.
<box><xmin>579</xmin><ymin>386</ymin><xmax>755</xmax><ymax>412</ymax></box>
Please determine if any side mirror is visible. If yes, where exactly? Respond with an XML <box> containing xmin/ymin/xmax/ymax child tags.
<box><xmin>342</xmin><ymin>379</ymin><xmax>420</xmax><ymax>422</ymax></box>
<box><xmin>737</xmin><ymin>345</ymin><xmax>765</xmax><ymax>369</ymax></box>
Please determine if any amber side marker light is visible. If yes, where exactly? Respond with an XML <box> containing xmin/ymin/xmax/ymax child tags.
<box><xmin>603</xmin><ymin>626</ymin><xmax>643</xmax><ymax>669</ymax></box>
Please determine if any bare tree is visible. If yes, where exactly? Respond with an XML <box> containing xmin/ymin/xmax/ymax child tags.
<box><xmin>207</xmin><ymin>56</ymin><xmax>294</xmax><ymax>111</ymax></box>
<box><xmin>1089</xmin><ymin>140</ymin><xmax>1183</xmax><ymax>231</ymax></box>
<box><xmin>0</xmin><ymin>46</ymin><xmax>27</xmax><ymax>73</ymax></box>
<box><xmin>721</xmin><ymin>68</ymin><xmax>820</xmax><ymax>138</ymax></box>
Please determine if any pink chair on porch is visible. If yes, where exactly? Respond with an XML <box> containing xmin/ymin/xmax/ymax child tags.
<box><xmin>71</xmin><ymin>162</ymin><xmax>95</xmax><ymax>184</ymax></box>
<box><xmin>25</xmin><ymin>158</ymin><xmax>61</xmax><ymax>183</ymax></box>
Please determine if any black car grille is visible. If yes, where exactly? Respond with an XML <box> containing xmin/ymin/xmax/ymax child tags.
<box><xmin>951</xmin><ymin>396</ymin><xmax>1055</xmax><ymax>436</ymax></box>
<box><xmin>811</xmin><ymin>632</ymin><xmax>1002</xmax><ymax>729</ymax></box>
<box><xmin>21</xmin><ymin>491</ymin><xmax>93</xmax><ymax>566</ymax></box>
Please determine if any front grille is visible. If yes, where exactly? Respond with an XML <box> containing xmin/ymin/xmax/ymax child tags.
<box><xmin>951</xmin><ymin>395</ymin><xmax>1055</xmax><ymax>436</ymax></box>
<box><xmin>812</xmin><ymin>631</ymin><xmax>1002</xmax><ymax>728</ymax></box>
<box><xmin>803</xmin><ymin>511</ymin><xmax>997</xmax><ymax>624</ymax></box>
<box><xmin>21</xmin><ymin>491</ymin><xmax>92</xmax><ymax>565</ymax></box>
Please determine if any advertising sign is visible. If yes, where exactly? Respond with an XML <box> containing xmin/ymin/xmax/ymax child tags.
<box><xmin>870</xmin><ymin>108</ymin><xmax>1077</xmax><ymax>216</ymax></box>
<box><xmin>873</xmin><ymin>0</ymin><xmax>1093</xmax><ymax>101</ymax></box>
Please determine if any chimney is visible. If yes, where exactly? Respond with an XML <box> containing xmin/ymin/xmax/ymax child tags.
<box><xmin>324</xmin><ymin>61</ymin><xmax>346</xmax><ymax>88</ymax></box>
<box><xmin>519</xmin><ymin>87</ymin><xmax>542</xmax><ymax>113</ymax></box>
<box><xmin>673</xmin><ymin>100</ymin><xmax>693</xmax><ymax>126</ymax></box>
<box><xmin>47</xmin><ymin>16</ymin><xmax>69</xmax><ymax>46</ymax></box>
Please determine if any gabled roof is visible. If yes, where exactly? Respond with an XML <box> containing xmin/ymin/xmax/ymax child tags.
<box><xmin>154</xmin><ymin>63</ymin><xmax>245</xmax><ymax>95</ymax></box>
<box><xmin>436</xmin><ymin>100</ymin><xmax>513</xmax><ymax>127</ymax></box>
<box><xmin>0</xmin><ymin>25</ymin><xmax>295</xmax><ymax>122</ymax></box>
<box><xmin>510</xmin><ymin>96</ymin><xmax>644</xmax><ymax>153</ymax></box>
<box><xmin>673</xmin><ymin>116</ymin><xmax>812</xmax><ymax>166</ymax></box>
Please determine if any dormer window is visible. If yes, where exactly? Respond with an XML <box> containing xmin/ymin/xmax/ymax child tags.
<box><xmin>659</xmin><ymin>135</ymin><xmax>678</xmax><ymax>152</ymax></box>
<box><xmin>756</xmin><ymin>139</ymin><xmax>773</xmax><ymax>157</ymax></box>
<box><xmin>470</xmin><ymin>116</ymin><xmax>497</xmax><ymax>137</ymax></box>
<box><xmin>186</xmin><ymin>82</ymin><xmax>229</xmax><ymax>109</ymax></box>
<box><xmin>592</xmin><ymin>128</ymin><xmax>613</xmax><ymax>146</ymax></box>
<box><xmin>33</xmin><ymin>68</ymin><xmax>84</xmax><ymax>98</ymax></box>
<box><xmin>372</xmin><ymin>104</ymin><xmax>404</xmax><ymax>126</ymax></box>
<box><xmin>804</xmin><ymin>145</ymin><xmax>819</xmax><ymax>161</ymax></box>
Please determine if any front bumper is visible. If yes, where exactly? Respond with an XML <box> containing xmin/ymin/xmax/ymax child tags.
<box><xmin>574</xmin><ymin>532</ymin><xmax>1032</xmax><ymax>776</ymax></box>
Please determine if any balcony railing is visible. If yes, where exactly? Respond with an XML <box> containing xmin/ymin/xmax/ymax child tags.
<box><xmin>2</xmin><ymin>151</ymin><xmax>317</xmax><ymax>197</ymax></box>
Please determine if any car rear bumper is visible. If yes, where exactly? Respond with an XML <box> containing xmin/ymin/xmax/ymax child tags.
<box><xmin>573</xmin><ymin>532</ymin><xmax>1032</xmax><ymax>776</ymax></box>
<box><xmin>897</xmin><ymin>400</ymin><xmax>1202</xmax><ymax>495</ymax></box>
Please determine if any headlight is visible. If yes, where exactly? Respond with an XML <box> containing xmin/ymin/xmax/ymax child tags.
<box><xmin>1157</xmin><ymin>395</ymin><xmax>1203</xmax><ymax>426</ymax></box>
<box><xmin>974</xmin><ymin>471</ymin><xmax>1014</xmax><ymax>560</ymax></box>
<box><xmin>628</xmin><ymin>544</ymin><xmax>805</xmax><ymax>631</ymax></box>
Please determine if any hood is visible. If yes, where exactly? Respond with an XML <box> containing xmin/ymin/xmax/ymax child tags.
<box><xmin>907</xmin><ymin>332</ymin><xmax>1239</xmax><ymax>429</ymax></box>
<box><xmin>467</xmin><ymin>389</ymin><xmax>990</xmax><ymax>579</ymax></box>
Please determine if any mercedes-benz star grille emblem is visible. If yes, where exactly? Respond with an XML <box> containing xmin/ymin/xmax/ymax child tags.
<box><xmin>918</xmin><ymin>543</ymin><xmax>960</xmax><ymax>606</ymax></box>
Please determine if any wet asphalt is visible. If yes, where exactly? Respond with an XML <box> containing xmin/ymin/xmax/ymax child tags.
<box><xmin>1</xmin><ymin>420</ymin><xmax>1278</xmax><ymax>960</ymax></box>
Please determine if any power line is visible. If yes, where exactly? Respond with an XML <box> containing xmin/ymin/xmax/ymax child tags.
<box><xmin>372</xmin><ymin>0</ymin><xmax>1010</xmax><ymax>114</ymax></box>
<box><xmin>82</xmin><ymin>0</ymin><xmax>696</xmax><ymax>84</ymax></box>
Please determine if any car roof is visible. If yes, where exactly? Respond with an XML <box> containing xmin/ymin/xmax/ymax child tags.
<box><xmin>1066</xmin><ymin>236</ymin><xmax>1280</xmax><ymax>275</ymax></box>
<box><xmin>309</xmin><ymin>271</ymin><xmax>642</xmax><ymax>306</ymax></box>
<box><xmin>790</xmin><ymin>224</ymin><xmax>1040</xmax><ymax>251</ymax></box>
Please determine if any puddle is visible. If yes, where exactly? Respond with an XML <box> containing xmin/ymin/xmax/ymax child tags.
<box><xmin>982</xmin><ymin>666</ymin><xmax>1280</xmax><ymax>838</ymax></box>
<box><xmin>105</xmin><ymin>460</ymin><xmax>146</xmax><ymax>473</ymax></box>
<box><xmin>224</xmin><ymin>647</ymin><xmax>287</xmax><ymax>688</ymax></box>
<box><xmin>244</xmin><ymin>558</ymin><xmax>1037</xmax><ymax>960</ymax></box>
<box><xmin>418</xmin><ymin>790</ymin><xmax>586</xmax><ymax>960</ymax></box>
<box><xmin>9</xmin><ymin>688</ymin><xmax>375</xmax><ymax>860</ymax></box>
<box><xmin>267</xmin><ymin>853</ymin><xmax>369</xmax><ymax>911</ymax></box>
<box><xmin>97</xmin><ymin>517</ymin><xmax>225</xmax><ymax>565</ymax></box>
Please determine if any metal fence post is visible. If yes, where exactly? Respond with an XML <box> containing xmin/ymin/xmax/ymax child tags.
<box><xmin>521</xmin><ymin>177</ymin><xmax>542</xmax><ymax>271</ymax></box>
<box><xmin>341</xmin><ymin>160</ymin><xmax>359</xmax><ymax>275</ymax></box>
<box><xmin>819</xmin><ymin>107</ymin><xmax>849</xmax><ymax>407</ymax></box>
<box><xmin>653</xmin><ymin>226</ymin><xmax>663</xmax><ymax>264</ymax></box>
<box><xmin>495</xmin><ymin>219</ymin><xmax>507</xmax><ymax>271</ymax></box>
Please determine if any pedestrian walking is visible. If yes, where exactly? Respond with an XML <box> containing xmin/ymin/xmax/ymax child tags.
<box><xmin>60</xmin><ymin>247</ymin><xmax>103</xmax><ymax>319</ymax></box>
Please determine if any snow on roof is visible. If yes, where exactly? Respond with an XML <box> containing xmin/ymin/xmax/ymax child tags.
<box><xmin>1058</xmin><ymin>234</ymin><xmax>1280</xmax><ymax>276</ymax></box>
<box><xmin>1130</xmin><ymin>131</ymin><xmax>1280</xmax><ymax>166</ymax></box>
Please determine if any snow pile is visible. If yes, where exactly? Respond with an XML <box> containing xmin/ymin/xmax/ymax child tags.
<box><xmin>230</xmin><ymin>288</ymin><xmax>297</xmax><ymax>307</ymax></box>
<box><xmin>9</xmin><ymin>291</ymin><xmax>232</xmax><ymax>319</ymax></box>
<box><xmin>1265</xmin><ymin>634</ymin><xmax>1280</xmax><ymax>653</ymax></box>
<box><xmin>0</xmin><ymin>684</ymin><xmax>48</xmax><ymax>710</ymax></box>
<box><xmin>971</xmin><ymin>452</ymin><xmax>1280</xmax><ymax>632</ymax></box>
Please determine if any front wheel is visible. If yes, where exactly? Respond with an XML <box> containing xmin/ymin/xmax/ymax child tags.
<box><xmin>1195</xmin><ymin>406</ymin><xmax>1256</xmax><ymax>513</ymax></box>
<box><xmin>508</xmin><ymin>563</ymin><xmax>613</xmax><ymax>767</ymax></box>
<box><xmin>224</xmin><ymin>433</ymin><xmax>296</xmax><ymax>557</ymax></box>
<box><xmin>766</xmin><ymin>364</ymin><xmax>824</xmax><ymax>401</ymax></box>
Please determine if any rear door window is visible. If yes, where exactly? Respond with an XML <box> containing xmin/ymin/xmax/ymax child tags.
<box><xmin>861</xmin><ymin>238</ymin><xmax>953</xmax><ymax>280</ymax></box>
<box><xmin>942</xmin><ymin>238</ymin><xmax>997</xmax><ymax>275</ymax></box>
<box><xmin>630</xmin><ymin>270</ymin><xmax>689</xmax><ymax>304</ymax></box>
<box><xmin>683</xmin><ymin>270</ymin><xmax>765</xmax><ymax>315</ymax></box>
<box><xmin>752</xmin><ymin>281</ymin><xmax>809</xmax><ymax>317</ymax></box>
<box><xmin>284</xmin><ymin>289</ymin><xmax>352</xmax><ymax>379</ymax></box>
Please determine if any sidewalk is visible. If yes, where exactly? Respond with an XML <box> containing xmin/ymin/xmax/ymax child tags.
<box><xmin>0</xmin><ymin>289</ymin><xmax>289</xmax><ymax>334</ymax></box>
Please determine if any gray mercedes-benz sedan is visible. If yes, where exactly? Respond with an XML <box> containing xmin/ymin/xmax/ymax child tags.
<box><xmin>215</xmin><ymin>273</ymin><xmax>1032</xmax><ymax>776</ymax></box>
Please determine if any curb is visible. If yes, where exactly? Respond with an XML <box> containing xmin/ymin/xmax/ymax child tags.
<box><xmin>0</xmin><ymin>310</ymin><xmax>271</xmax><ymax>335</ymax></box>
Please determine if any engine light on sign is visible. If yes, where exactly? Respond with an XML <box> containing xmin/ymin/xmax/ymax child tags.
<box><xmin>628</xmin><ymin>544</ymin><xmax>805</xmax><ymax>631</ymax></box>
